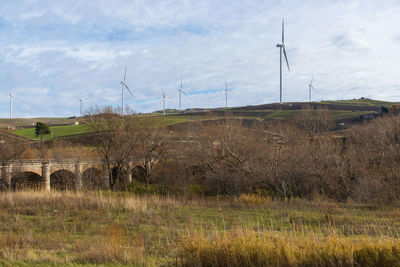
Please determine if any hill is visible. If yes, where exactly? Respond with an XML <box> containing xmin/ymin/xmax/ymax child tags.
<box><xmin>2</xmin><ymin>98</ymin><xmax>396</xmax><ymax>141</ymax></box>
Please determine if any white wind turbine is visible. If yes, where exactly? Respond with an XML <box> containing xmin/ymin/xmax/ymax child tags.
<box><xmin>79</xmin><ymin>98</ymin><xmax>84</xmax><ymax>117</ymax></box>
<box><xmin>224</xmin><ymin>79</ymin><xmax>232</xmax><ymax>108</ymax></box>
<box><xmin>308</xmin><ymin>77</ymin><xmax>317</xmax><ymax>102</ymax></box>
<box><xmin>276</xmin><ymin>17</ymin><xmax>290</xmax><ymax>104</ymax></box>
<box><xmin>161</xmin><ymin>88</ymin><xmax>169</xmax><ymax>115</ymax></box>
<box><xmin>120</xmin><ymin>65</ymin><xmax>134</xmax><ymax>116</ymax></box>
<box><xmin>178</xmin><ymin>77</ymin><xmax>188</xmax><ymax>112</ymax></box>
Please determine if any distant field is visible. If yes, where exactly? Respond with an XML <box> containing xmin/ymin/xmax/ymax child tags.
<box><xmin>11</xmin><ymin>116</ymin><xmax>196</xmax><ymax>140</ymax></box>
<box><xmin>141</xmin><ymin>115</ymin><xmax>197</xmax><ymax>126</ymax></box>
<box><xmin>320</xmin><ymin>99</ymin><xmax>396</xmax><ymax>107</ymax></box>
<box><xmin>4</xmin><ymin>99</ymin><xmax>390</xmax><ymax>141</ymax></box>
<box><xmin>0</xmin><ymin>117</ymin><xmax>81</xmax><ymax>128</ymax></box>
<box><xmin>9</xmin><ymin>111</ymin><xmax>372</xmax><ymax>141</ymax></box>
<box><xmin>13</xmin><ymin>124</ymin><xmax>90</xmax><ymax>140</ymax></box>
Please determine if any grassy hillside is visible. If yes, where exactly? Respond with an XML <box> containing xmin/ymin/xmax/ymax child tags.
<box><xmin>320</xmin><ymin>98</ymin><xmax>397</xmax><ymax>107</ymax></box>
<box><xmin>13</xmin><ymin>124</ymin><xmax>90</xmax><ymax>140</ymax></box>
<box><xmin>4</xmin><ymin>99</ymin><xmax>392</xmax><ymax>141</ymax></box>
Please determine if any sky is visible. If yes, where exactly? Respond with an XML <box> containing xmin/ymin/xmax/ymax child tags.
<box><xmin>1</xmin><ymin>0</ymin><xmax>400</xmax><ymax>117</ymax></box>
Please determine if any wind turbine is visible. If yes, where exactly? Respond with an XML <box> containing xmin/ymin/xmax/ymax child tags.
<box><xmin>276</xmin><ymin>17</ymin><xmax>290</xmax><ymax>104</ymax></box>
<box><xmin>9</xmin><ymin>81</ymin><xmax>13</xmax><ymax>119</ymax></box>
<box><xmin>161</xmin><ymin>88</ymin><xmax>169</xmax><ymax>115</ymax></box>
<box><xmin>120</xmin><ymin>65</ymin><xmax>134</xmax><ymax>116</ymax></box>
<box><xmin>178</xmin><ymin>77</ymin><xmax>188</xmax><ymax>112</ymax></box>
<box><xmin>79</xmin><ymin>98</ymin><xmax>84</xmax><ymax>117</ymax></box>
<box><xmin>308</xmin><ymin>77</ymin><xmax>317</xmax><ymax>102</ymax></box>
<box><xmin>224</xmin><ymin>79</ymin><xmax>231</xmax><ymax>108</ymax></box>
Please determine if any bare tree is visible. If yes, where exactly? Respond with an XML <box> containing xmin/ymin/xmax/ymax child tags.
<box><xmin>88</xmin><ymin>107</ymin><xmax>168</xmax><ymax>189</ymax></box>
<box><xmin>136</xmin><ymin>120</ymin><xmax>168</xmax><ymax>186</ymax></box>
<box><xmin>0</xmin><ymin>138</ymin><xmax>25</xmax><ymax>165</ymax></box>
<box><xmin>88</xmin><ymin>107</ymin><xmax>141</xmax><ymax>189</ymax></box>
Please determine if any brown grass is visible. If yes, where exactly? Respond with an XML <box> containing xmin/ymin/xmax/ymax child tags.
<box><xmin>0</xmin><ymin>191</ymin><xmax>400</xmax><ymax>266</ymax></box>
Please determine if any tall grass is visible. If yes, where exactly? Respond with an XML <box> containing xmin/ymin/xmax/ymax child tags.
<box><xmin>179</xmin><ymin>230</ymin><xmax>400</xmax><ymax>266</ymax></box>
<box><xmin>0</xmin><ymin>191</ymin><xmax>400</xmax><ymax>266</ymax></box>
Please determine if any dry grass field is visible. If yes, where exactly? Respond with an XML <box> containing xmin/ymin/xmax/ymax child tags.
<box><xmin>1</xmin><ymin>191</ymin><xmax>400</xmax><ymax>266</ymax></box>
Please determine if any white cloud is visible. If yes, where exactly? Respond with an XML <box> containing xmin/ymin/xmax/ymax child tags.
<box><xmin>0</xmin><ymin>0</ymin><xmax>400</xmax><ymax>117</ymax></box>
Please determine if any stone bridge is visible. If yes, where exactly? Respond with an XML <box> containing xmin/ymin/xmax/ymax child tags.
<box><xmin>0</xmin><ymin>158</ymin><xmax>138</xmax><ymax>191</ymax></box>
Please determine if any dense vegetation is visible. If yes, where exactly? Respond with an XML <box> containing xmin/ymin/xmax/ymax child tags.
<box><xmin>88</xmin><ymin>110</ymin><xmax>400</xmax><ymax>205</ymax></box>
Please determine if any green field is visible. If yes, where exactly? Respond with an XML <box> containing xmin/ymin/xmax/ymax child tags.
<box><xmin>11</xmin><ymin>116</ymin><xmax>197</xmax><ymax>140</ymax></box>
<box><xmin>13</xmin><ymin>124</ymin><xmax>91</xmax><ymax>140</ymax></box>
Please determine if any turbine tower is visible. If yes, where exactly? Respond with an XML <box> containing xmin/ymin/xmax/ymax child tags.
<box><xmin>308</xmin><ymin>77</ymin><xmax>316</xmax><ymax>102</ymax></box>
<box><xmin>178</xmin><ymin>77</ymin><xmax>187</xmax><ymax>112</ymax></box>
<box><xmin>120</xmin><ymin>65</ymin><xmax>134</xmax><ymax>116</ymax></box>
<box><xmin>9</xmin><ymin>81</ymin><xmax>13</xmax><ymax>119</ymax></box>
<box><xmin>276</xmin><ymin>18</ymin><xmax>290</xmax><ymax>104</ymax></box>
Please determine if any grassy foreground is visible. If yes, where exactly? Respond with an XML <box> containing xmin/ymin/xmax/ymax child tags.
<box><xmin>1</xmin><ymin>191</ymin><xmax>400</xmax><ymax>266</ymax></box>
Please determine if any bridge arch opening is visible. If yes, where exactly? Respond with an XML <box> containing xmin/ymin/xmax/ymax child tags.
<box><xmin>111</xmin><ymin>166</ymin><xmax>130</xmax><ymax>189</ymax></box>
<box><xmin>82</xmin><ymin>168</ymin><xmax>104</xmax><ymax>190</ymax></box>
<box><xmin>51</xmin><ymin>170</ymin><xmax>76</xmax><ymax>190</ymax></box>
<box><xmin>11</xmin><ymin>172</ymin><xmax>43</xmax><ymax>190</ymax></box>
<box><xmin>132</xmin><ymin>165</ymin><xmax>145</xmax><ymax>182</ymax></box>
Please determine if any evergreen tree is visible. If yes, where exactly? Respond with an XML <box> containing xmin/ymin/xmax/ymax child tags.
<box><xmin>35</xmin><ymin>122</ymin><xmax>50</xmax><ymax>141</ymax></box>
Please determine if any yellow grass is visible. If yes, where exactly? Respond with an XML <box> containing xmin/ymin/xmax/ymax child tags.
<box><xmin>180</xmin><ymin>230</ymin><xmax>400</xmax><ymax>266</ymax></box>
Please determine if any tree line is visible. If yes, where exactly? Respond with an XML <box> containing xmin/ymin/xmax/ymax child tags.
<box><xmin>2</xmin><ymin>106</ymin><xmax>400</xmax><ymax>204</ymax></box>
<box><xmin>85</xmin><ymin>107</ymin><xmax>400</xmax><ymax>204</ymax></box>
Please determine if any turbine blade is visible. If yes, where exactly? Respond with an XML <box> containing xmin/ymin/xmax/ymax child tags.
<box><xmin>124</xmin><ymin>84</ymin><xmax>134</xmax><ymax>96</ymax></box>
<box><xmin>310</xmin><ymin>76</ymin><xmax>314</xmax><ymax>85</ymax></box>
<box><xmin>283</xmin><ymin>46</ymin><xmax>290</xmax><ymax>71</ymax></box>
<box><xmin>123</xmin><ymin>65</ymin><xmax>127</xmax><ymax>82</ymax></box>
<box><xmin>311</xmin><ymin>85</ymin><xmax>317</xmax><ymax>93</ymax></box>
<box><xmin>181</xmin><ymin>90</ymin><xmax>188</xmax><ymax>96</ymax></box>
<box><xmin>162</xmin><ymin>88</ymin><xmax>166</xmax><ymax>98</ymax></box>
<box><xmin>225</xmin><ymin>79</ymin><xmax>228</xmax><ymax>90</ymax></box>
<box><xmin>13</xmin><ymin>95</ymin><xmax>26</xmax><ymax>103</ymax></box>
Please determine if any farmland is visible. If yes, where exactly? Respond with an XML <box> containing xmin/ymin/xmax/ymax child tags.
<box><xmin>4</xmin><ymin>99</ymin><xmax>393</xmax><ymax>141</ymax></box>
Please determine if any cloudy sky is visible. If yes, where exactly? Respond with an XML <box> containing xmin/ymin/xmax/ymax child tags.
<box><xmin>0</xmin><ymin>0</ymin><xmax>400</xmax><ymax>117</ymax></box>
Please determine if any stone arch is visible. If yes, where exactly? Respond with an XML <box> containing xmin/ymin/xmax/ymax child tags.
<box><xmin>11</xmin><ymin>171</ymin><xmax>43</xmax><ymax>190</ymax></box>
<box><xmin>51</xmin><ymin>169</ymin><xmax>76</xmax><ymax>190</ymax></box>
<box><xmin>82</xmin><ymin>167</ymin><xmax>104</xmax><ymax>190</ymax></box>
